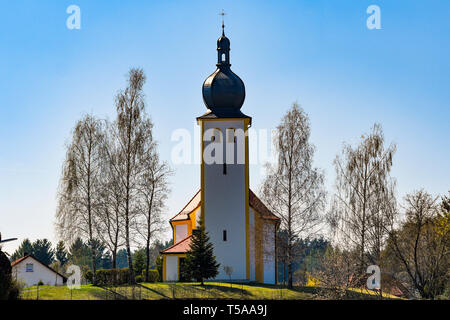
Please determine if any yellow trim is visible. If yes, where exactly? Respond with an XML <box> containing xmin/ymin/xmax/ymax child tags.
<box><xmin>189</xmin><ymin>206</ymin><xmax>200</xmax><ymax>229</ymax></box>
<box><xmin>161</xmin><ymin>253</ymin><xmax>187</xmax><ymax>282</ymax></box>
<box><xmin>245</xmin><ymin>118</ymin><xmax>250</xmax><ymax>280</ymax></box>
<box><xmin>171</xmin><ymin>220</ymin><xmax>192</xmax><ymax>244</ymax></box>
<box><xmin>177</xmin><ymin>255</ymin><xmax>187</xmax><ymax>281</ymax></box>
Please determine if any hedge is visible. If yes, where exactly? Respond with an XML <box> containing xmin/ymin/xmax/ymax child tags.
<box><xmin>141</xmin><ymin>269</ymin><xmax>159</xmax><ymax>283</ymax></box>
<box><xmin>84</xmin><ymin>268</ymin><xmax>160</xmax><ymax>285</ymax></box>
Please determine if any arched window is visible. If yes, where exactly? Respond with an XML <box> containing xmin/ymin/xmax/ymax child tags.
<box><xmin>211</xmin><ymin>128</ymin><xmax>221</xmax><ymax>142</ymax></box>
<box><xmin>222</xmin><ymin>53</ymin><xmax>226</xmax><ymax>62</ymax></box>
<box><xmin>227</xmin><ymin>128</ymin><xmax>236</xmax><ymax>143</ymax></box>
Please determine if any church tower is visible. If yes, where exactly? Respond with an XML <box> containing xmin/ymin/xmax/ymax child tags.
<box><xmin>161</xmin><ymin>21</ymin><xmax>279</xmax><ymax>284</ymax></box>
<box><xmin>197</xmin><ymin>23</ymin><xmax>251</xmax><ymax>281</ymax></box>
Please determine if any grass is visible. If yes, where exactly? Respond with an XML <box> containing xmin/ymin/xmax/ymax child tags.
<box><xmin>20</xmin><ymin>284</ymin><xmax>109</xmax><ymax>300</ymax></box>
<box><xmin>139</xmin><ymin>282</ymin><xmax>316</xmax><ymax>300</ymax></box>
<box><xmin>19</xmin><ymin>282</ymin><xmax>404</xmax><ymax>300</ymax></box>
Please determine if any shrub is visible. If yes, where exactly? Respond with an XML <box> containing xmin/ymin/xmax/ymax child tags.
<box><xmin>135</xmin><ymin>275</ymin><xmax>143</xmax><ymax>283</ymax></box>
<box><xmin>90</xmin><ymin>268</ymin><xmax>132</xmax><ymax>286</ymax></box>
<box><xmin>37</xmin><ymin>280</ymin><xmax>44</xmax><ymax>286</ymax></box>
<box><xmin>141</xmin><ymin>269</ymin><xmax>159</xmax><ymax>283</ymax></box>
<box><xmin>84</xmin><ymin>270</ymin><xmax>93</xmax><ymax>283</ymax></box>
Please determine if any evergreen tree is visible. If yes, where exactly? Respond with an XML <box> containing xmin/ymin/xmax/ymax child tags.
<box><xmin>116</xmin><ymin>248</ymin><xmax>129</xmax><ymax>268</ymax></box>
<box><xmin>55</xmin><ymin>241</ymin><xmax>68</xmax><ymax>266</ymax></box>
<box><xmin>88</xmin><ymin>239</ymin><xmax>106</xmax><ymax>269</ymax></box>
<box><xmin>32</xmin><ymin>239</ymin><xmax>54</xmax><ymax>265</ymax></box>
<box><xmin>101</xmin><ymin>251</ymin><xmax>113</xmax><ymax>269</ymax></box>
<box><xmin>182</xmin><ymin>219</ymin><xmax>219</xmax><ymax>285</ymax></box>
<box><xmin>155</xmin><ymin>255</ymin><xmax>163</xmax><ymax>281</ymax></box>
<box><xmin>133</xmin><ymin>249</ymin><xmax>146</xmax><ymax>276</ymax></box>
<box><xmin>68</xmin><ymin>237</ymin><xmax>91</xmax><ymax>267</ymax></box>
<box><xmin>9</xmin><ymin>238</ymin><xmax>33</xmax><ymax>261</ymax></box>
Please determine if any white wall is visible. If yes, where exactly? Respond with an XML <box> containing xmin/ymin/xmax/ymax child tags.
<box><xmin>203</xmin><ymin>119</ymin><xmax>247</xmax><ymax>281</ymax></box>
<box><xmin>165</xmin><ymin>256</ymin><xmax>178</xmax><ymax>281</ymax></box>
<box><xmin>12</xmin><ymin>256</ymin><xmax>64</xmax><ymax>287</ymax></box>
<box><xmin>263</xmin><ymin>223</ymin><xmax>276</xmax><ymax>284</ymax></box>
<box><xmin>175</xmin><ymin>224</ymin><xmax>188</xmax><ymax>243</ymax></box>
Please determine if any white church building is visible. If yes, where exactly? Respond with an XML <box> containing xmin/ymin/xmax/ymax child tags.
<box><xmin>161</xmin><ymin>25</ymin><xmax>280</xmax><ymax>284</ymax></box>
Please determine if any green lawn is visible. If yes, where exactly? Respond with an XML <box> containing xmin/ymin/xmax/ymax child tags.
<box><xmin>20</xmin><ymin>284</ymin><xmax>109</xmax><ymax>300</ymax></box>
<box><xmin>140</xmin><ymin>282</ymin><xmax>316</xmax><ymax>300</ymax></box>
<box><xmin>19</xmin><ymin>282</ymin><xmax>402</xmax><ymax>300</ymax></box>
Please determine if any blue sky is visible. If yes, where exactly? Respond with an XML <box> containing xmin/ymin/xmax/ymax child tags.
<box><xmin>1</xmin><ymin>0</ymin><xmax>449</xmax><ymax>253</ymax></box>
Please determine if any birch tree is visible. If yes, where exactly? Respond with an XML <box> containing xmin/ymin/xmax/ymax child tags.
<box><xmin>137</xmin><ymin>147</ymin><xmax>172</xmax><ymax>282</ymax></box>
<box><xmin>261</xmin><ymin>103</ymin><xmax>325</xmax><ymax>288</ymax></box>
<box><xmin>107</xmin><ymin>68</ymin><xmax>153</xmax><ymax>283</ymax></box>
<box><xmin>328</xmin><ymin>123</ymin><xmax>396</xmax><ymax>274</ymax></box>
<box><xmin>96</xmin><ymin>128</ymin><xmax>125</xmax><ymax>269</ymax></box>
<box><xmin>56</xmin><ymin>114</ymin><xmax>105</xmax><ymax>284</ymax></box>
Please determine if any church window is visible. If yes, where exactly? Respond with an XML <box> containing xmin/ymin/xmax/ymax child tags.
<box><xmin>211</xmin><ymin>128</ymin><xmax>221</xmax><ymax>142</ymax></box>
<box><xmin>227</xmin><ymin>128</ymin><xmax>236</xmax><ymax>143</ymax></box>
<box><xmin>223</xmin><ymin>230</ymin><xmax>227</xmax><ymax>241</ymax></box>
<box><xmin>222</xmin><ymin>53</ymin><xmax>226</xmax><ymax>62</ymax></box>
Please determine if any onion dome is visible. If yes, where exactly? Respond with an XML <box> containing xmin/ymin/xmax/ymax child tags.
<box><xmin>200</xmin><ymin>24</ymin><xmax>250</xmax><ymax>120</ymax></box>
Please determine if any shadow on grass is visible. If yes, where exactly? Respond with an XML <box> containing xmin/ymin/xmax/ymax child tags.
<box><xmin>163</xmin><ymin>283</ymin><xmax>253</xmax><ymax>300</ymax></box>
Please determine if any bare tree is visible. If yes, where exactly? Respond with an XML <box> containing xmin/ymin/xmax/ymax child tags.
<box><xmin>312</xmin><ymin>246</ymin><xmax>362</xmax><ymax>299</ymax></box>
<box><xmin>261</xmin><ymin>103</ymin><xmax>325</xmax><ymax>288</ymax></box>
<box><xmin>385</xmin><ymin>190</ymin><xmax>449</xmax><ymax>299</ymax></box>
<box><xmin>106</xmin><ymin>68</ymin><xmax>153</xmax><ymax>283</ymax></box>
<box><xmin>328</xmin><ymin>123</ymin><xmax>396</xmax><ymax>274</ymax></box>
<box><xmin>96</xmin><ymin>126</ymin><xmax>125</xmax><ymax>269</ymax></box>
<box><xmin>56</xmin><ymin>114</ymin><xmax>105</xmax><ymax>284</ymax></box>
<box><xmin>137</xmin><ymin>150</ymin><xmax>172</xmax><ymax>282</ymax></box>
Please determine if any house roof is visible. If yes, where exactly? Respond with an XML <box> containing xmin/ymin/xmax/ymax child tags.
<box><xmin>161</xmin><ymin>235</ymin><xmax>193</xmax><ymax>254</ymax></box>
<box><xmin>170</xmin><ymin>189</ymin><xmax>280</xmax><ymax>222</ymax></box>
<box><xmin>11</xmin><ymin>254</ymin><xmax>68</xmax><ymax>281</ymax></box>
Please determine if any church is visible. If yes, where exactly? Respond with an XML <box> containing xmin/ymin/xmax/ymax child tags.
<box><xmin>161</xmin><ymin>24</ymin><xmax>280</xmax><ymax>284</ymax></box>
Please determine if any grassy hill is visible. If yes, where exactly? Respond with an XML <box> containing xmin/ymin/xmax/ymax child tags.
<box><xmin>19</xmin><ymin>282</ymin><xmax>401</xmax><ymax>300</ymax></box>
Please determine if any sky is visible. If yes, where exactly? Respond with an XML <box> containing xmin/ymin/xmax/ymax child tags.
<box><xmin>1</xmin><ymin>0</ymin><xmax>449</xmax><ymax>254</ymax></box>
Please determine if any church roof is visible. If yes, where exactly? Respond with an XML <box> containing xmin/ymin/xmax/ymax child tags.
<box><xmin>170</xmin><ymin>189</ymin><xmax>280</xmax><ymax>222</ymax></box>
<box><xmin>169</xmin><ymin>190</ymin><xmax>201</xmax><ymax>222</ymax></box>
<box><xmin>161</xmin><ymin>235</ymin><xmax>193</xmax><ymax>254</ymax></box>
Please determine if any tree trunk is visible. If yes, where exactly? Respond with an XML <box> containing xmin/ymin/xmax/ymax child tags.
<box><xmin>145</xmin><ymin>239</ymin><xmax>150</xmax><ymax>282</ymax></box>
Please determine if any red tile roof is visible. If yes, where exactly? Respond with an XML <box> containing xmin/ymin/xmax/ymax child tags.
<box><xmin>161</xmin><ymin>235</ymin><xmax>193</xmax><ymax>254</ymax></box>
<box><xmin>11</xmin><ymin>255</ymin><xmax>29</xmax><ymax>267</ymax></box>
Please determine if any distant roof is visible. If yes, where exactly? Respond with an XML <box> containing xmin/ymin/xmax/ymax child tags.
<box><xmin>11</xmin><ymin>254</ymin><xmax>67</xmax><ymax>280</ymax></box>
<box><xmin>170</xmin><ymin>190</ymin><xmax>201</xmax><ymax>222</ymax></box>
<box><xmin>161</xmin><ymin>235</ymin><xmax>193</xmax><ymax>254</ymax></box>
<box><xmin>170</xmin><ymin>189</ymin><xmax>280</xmax><ymax>222</ymax></box>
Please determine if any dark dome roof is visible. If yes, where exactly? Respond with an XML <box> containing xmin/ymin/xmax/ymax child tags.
<box><xmin>217</xmin><ymin>35</ymin><xmax>230</xmax><ymax>50</ymax></box>
<box><xmin>202</xmin><ymin>68</ymin><xmax>245</xmax><ymax>111</ymax></box>
<box><xmin>201</xmin><ymin>32</ymin><xmax>246</xmax><ymax>115</ymax></box>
